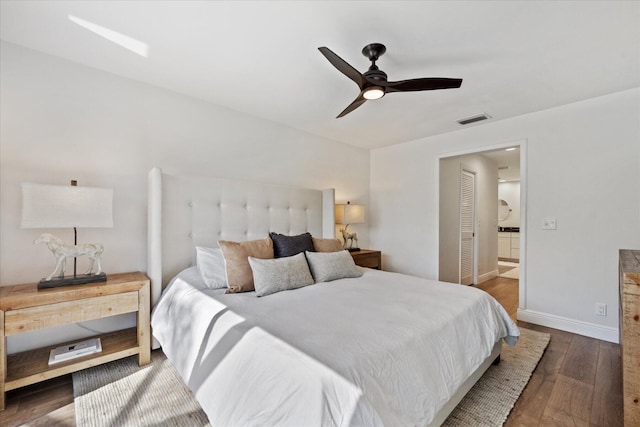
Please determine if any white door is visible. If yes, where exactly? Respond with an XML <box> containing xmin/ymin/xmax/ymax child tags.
<box><xmin>460</xmin><ymin>169</ymin><xmax>476</xmax><ymax>285</ymax></box>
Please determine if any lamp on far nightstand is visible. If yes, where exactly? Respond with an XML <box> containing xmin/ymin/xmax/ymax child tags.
<box><xmin>335</xmin><ymin>201</ymin><xmax>365</xmax><ymax>251</ymax></box>
<box><xmin>21</xmin><ymin>180</ymin><xmax>113</xmax><ymax>289</ymax></box>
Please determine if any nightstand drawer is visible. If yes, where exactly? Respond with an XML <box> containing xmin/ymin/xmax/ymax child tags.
<box><xmin>355</xmin><ymin>254</ymin><xmax>381</xmax><ymax>269</ymax></box>
<box><xmin>350</xmin><ymin>250</ymin><xmax>382</xmax><ymax>270</ymax></box>
<box><xmin>4</xmin><ymin>291</ymin><xmax>139</xmax><ymax>335</ymax></box>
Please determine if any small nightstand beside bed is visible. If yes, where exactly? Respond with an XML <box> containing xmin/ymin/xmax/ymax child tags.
<box><xmin>350</xmin><ymin>249</ymin><xmax>382</xmax><ymax>269</ymax></box>
<box><xmin>147</xmin><ymin>168</ymin><xmax>519</xmax><ymax>427</ymax></box>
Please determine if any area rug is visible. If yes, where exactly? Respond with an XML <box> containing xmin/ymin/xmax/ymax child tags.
<box><xmin>500</xmin><ymin>266</ymin><xmax>519</xmax><ymax>280</ymax></box>
<box><xmin>442</xmin><ymin>328</ymin><xmax>550</xmax><ymax>426</ymax></box>
<box><xmin>73</xmin><ymin>351</ymin><xmax>211</xmax><ymax>427</ymax></box>
<box><xmin>74</xmin><ymin>328</ymin><xmax>549</xmax><ymax>427</ymax></box>
<box><xmin>498</xmin><ymin>261</ymin><xmax>520</xmax><ymax>280</ymax></box>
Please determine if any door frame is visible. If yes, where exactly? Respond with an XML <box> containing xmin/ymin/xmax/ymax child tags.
<box><xmin>436</xmin><ymin>139</ymin><xmax>527</xmax><ymax>311</ymax></box>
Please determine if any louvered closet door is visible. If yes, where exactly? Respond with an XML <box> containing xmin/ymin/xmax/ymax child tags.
<box><xmin>460</xmin><ymin>169</ymin><xmax>476</xmax><ymax>285</ymax></box>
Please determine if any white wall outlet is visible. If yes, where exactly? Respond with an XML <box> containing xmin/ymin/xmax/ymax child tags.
<box><xmin>595</xmin><ymin>303</ymin><xmax>607</xmax><ymax>316</ymax></box>
<box><xmin>542</xmin><ymin>218</ymin><xmax>557</xmax><ymax>230</ymax></box>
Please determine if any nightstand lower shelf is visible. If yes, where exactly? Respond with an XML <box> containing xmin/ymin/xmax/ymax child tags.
<box><xmin>6</xmin><ymin>328</ymin><xmax>139</xmax><ymax>391</ymax></box>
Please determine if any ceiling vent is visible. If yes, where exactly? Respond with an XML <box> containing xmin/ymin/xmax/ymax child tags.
<box><xmin>457</xmin><ymin>113</ymin><xmax>491</xmax><ymax>125</ymax></box>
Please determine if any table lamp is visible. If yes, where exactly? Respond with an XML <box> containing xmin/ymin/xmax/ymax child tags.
<box><xmin>335</xmin><ymin>201</ymin><xmax>365</xmax><ymax>251</ymax></box>
<box><xmin>21</xmin><ymin>180</ymin><xmax>113</xmax><ymax>288</ymax></box>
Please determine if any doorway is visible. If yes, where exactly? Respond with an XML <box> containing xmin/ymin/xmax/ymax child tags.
<box><xmin>438</xmin><ymin>143</ymin><xmax>524</xmax><ymax>306</ymax></box>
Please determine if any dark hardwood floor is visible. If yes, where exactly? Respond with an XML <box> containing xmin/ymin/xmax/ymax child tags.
<box><xmin>1</xmin><ymin>276</ymin><xmax>623</xmax><ymax>427</ymax></box>
<box><xmin>1</xmin><ymin>374</ymin><xmax>74</xmax><ymax>427</ymax></box>
<box><xmin>476</xmin><ymin>276</ymin><xmax>623</xmax><ymax>427</ymax></box>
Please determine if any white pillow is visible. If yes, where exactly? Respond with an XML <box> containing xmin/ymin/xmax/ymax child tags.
<box><xmin>195</xmin><ymin>246</ymin><xmax>227</xmax><ymax>289</ymax></box>
<box><xmin>305</xmin><ymin>250</ymin><xmax>363</xmax><ymax>283</ymax></box>
<box><xmin>248</xmin><ymin>252</ymin><xmax>314</xmax><ymax>297</ymax></box>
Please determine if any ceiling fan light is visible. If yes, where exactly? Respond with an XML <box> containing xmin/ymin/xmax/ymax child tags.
<box><xmin>363</xmin><ymin>87</ymin><xmax>385</xmax><ymax>100</ymax></box>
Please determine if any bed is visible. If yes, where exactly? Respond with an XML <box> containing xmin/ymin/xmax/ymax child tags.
<box><xmin>147</xmin><ymin>168</ymin><xmax>519</xmax><ymax>426</ymax></box>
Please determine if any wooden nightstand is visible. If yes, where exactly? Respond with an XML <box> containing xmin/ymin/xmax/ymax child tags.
<box><xmin>350</xmin><ymin>249</ymin><xmax>382</xmax><ymax>270</ymax></box>
<box><xmin>0</xmin><ymin>271</ymin><xmax>151</xmax><ymax>410</ymax></box>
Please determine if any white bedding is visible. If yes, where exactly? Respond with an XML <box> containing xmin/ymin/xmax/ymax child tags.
<box><xmin>151</xmin><ymin>267</ymin><xmax>519</xmax><ymax>427</ymax></box>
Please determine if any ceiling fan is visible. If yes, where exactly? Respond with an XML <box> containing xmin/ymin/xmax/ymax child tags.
<box><xmin>318</xmin><ymin>43</ymin><xmax>462</xmax><ymax>118</ymax></box>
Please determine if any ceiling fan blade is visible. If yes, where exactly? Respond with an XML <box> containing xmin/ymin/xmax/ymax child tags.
<box><xmin>384</xmin><ymin>77</ymin><xmax>462</xmax><ymax>93</ymax></box>
<box><xmin>319</xmin><ymin>47</ymin><xmax>365</xmax><ymax>88</ymax></box>
<box><xmin>337</xmin><ymin>93</ymin><xmax>367</xmax><ymax>118</ymax></box>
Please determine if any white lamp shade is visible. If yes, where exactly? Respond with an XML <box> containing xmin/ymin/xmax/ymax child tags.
<box><xmin>335</xmin><ymin>203</ymin><xmax>365</xmax><ymax>225</ymax></box>
<box><xmin>21</xmin><ymin>183</ymin><xmax>113</xmax><ymax>228</ymax></box>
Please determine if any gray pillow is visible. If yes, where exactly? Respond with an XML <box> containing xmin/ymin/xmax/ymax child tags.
<box><xmin>305</xmin><ymin>250</ymin><xmax>363</xmax><ymax>283</ymax></box>
<box><xmin>269</xmin><ymin>232</ymin><xmax>315</xmax><ymax>258</ymax></box>
<box><xmin>248</xmin><ymin>252</ymin><xmax>314</xmax><ymax>297</ymax></box>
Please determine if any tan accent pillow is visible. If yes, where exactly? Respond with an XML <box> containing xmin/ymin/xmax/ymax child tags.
<box><xmin>312</xmin><ymin>237</ymin><xmax>343</xmax><ymax>252</ymax></box>
<box><xmin>219</xmin><ymin>237</ymin><xmax>274</xmax><ymax>293</ymax></box>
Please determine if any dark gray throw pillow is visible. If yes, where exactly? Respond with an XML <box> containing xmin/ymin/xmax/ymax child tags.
<box><xmin>269</xmin><ymin>232</ymin><xmax>315</xmax><ymax>258</ymax></box>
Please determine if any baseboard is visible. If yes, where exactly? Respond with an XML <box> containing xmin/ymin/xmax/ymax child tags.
<box><xmin>477</xmin><ymin>269</ymin><xmax>499</xmax><ymax>284</ymax></box>
<box><xmin>517</xmin><ymin>309</ymin><xmax>619</xmax><ymax>343</ymax></box>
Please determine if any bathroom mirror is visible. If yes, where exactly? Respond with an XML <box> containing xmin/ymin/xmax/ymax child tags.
<box><xmin>498</xmin><ymin>199</ymin><xmax>512</xmax><ymax>222</ymax></box>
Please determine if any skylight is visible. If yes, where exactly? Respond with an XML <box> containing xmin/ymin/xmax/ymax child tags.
<box><xmin>69</xmin><ymin>15</ymin><xmax>149</xmax><ymax>57</ymax></box>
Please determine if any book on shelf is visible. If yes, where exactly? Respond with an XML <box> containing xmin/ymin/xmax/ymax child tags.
<box><xmin>48</xmin><ymin>337</ymin><xmax>102</xmax><ymax>365</ymax></box>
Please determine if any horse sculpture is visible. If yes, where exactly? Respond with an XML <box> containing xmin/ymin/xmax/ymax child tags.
<box><xmin>340</xmin><ymin>227</ymin><xmax>358</xmax><ymax>250</ymax></box>
<box><xmin>35</xmin><ymin>233</ymin><xmax>104</xmax><ymax>281</ymax></box>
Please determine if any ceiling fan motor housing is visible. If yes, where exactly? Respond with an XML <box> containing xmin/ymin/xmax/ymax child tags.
<box><xmin>364</xmin><ymin>68</ymin><xmax>387</xmax><ymax>83</ymax></box>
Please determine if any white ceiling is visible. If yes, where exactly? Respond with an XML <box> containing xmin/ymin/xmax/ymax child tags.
<box><xmin>482</xmin><ymin>147</ymin><xmax>520</xmax><ymax>182</ymax></box>
<box><xmin>1</xmin><ymin>1</ymin><xmax>638</xmax><ymax>150</ymax></box>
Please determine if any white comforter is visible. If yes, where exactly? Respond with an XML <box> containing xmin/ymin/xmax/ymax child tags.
<box><xmin>151</xmin><ymin>267</ymin><xmax>519</xmax><ymax>427</ymax></box>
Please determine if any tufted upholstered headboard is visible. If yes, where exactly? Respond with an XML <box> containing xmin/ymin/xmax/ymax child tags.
<box><xmin>147</xmin><ymin>167</ymin><xmax>335</xmax><ymax>308</ymax></box>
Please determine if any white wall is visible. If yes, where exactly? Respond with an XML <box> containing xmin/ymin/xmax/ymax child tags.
<box><xmin>498</xmin><ymin>182</ymin><xmax>520</xmax><ymax>228</ymax></box>
<box><xmin>439</xmin><ymin>153</ymin><xmax>498</xmax><ymax>284</ymax></box>
<box><xmin>370</xmin><ymin>88</ymin><xmax>640</xmax><ymax>342</ymax></box>
<box><xmin>0</xmin><ymin>42</ymin><xmax>370</xmax><ymax>352</ymax></box>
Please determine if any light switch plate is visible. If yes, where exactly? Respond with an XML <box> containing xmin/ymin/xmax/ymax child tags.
<box><xmin>542</xmin><ymin>218</ymin><xmax>557</xmax><ymax>230</ymax></box>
